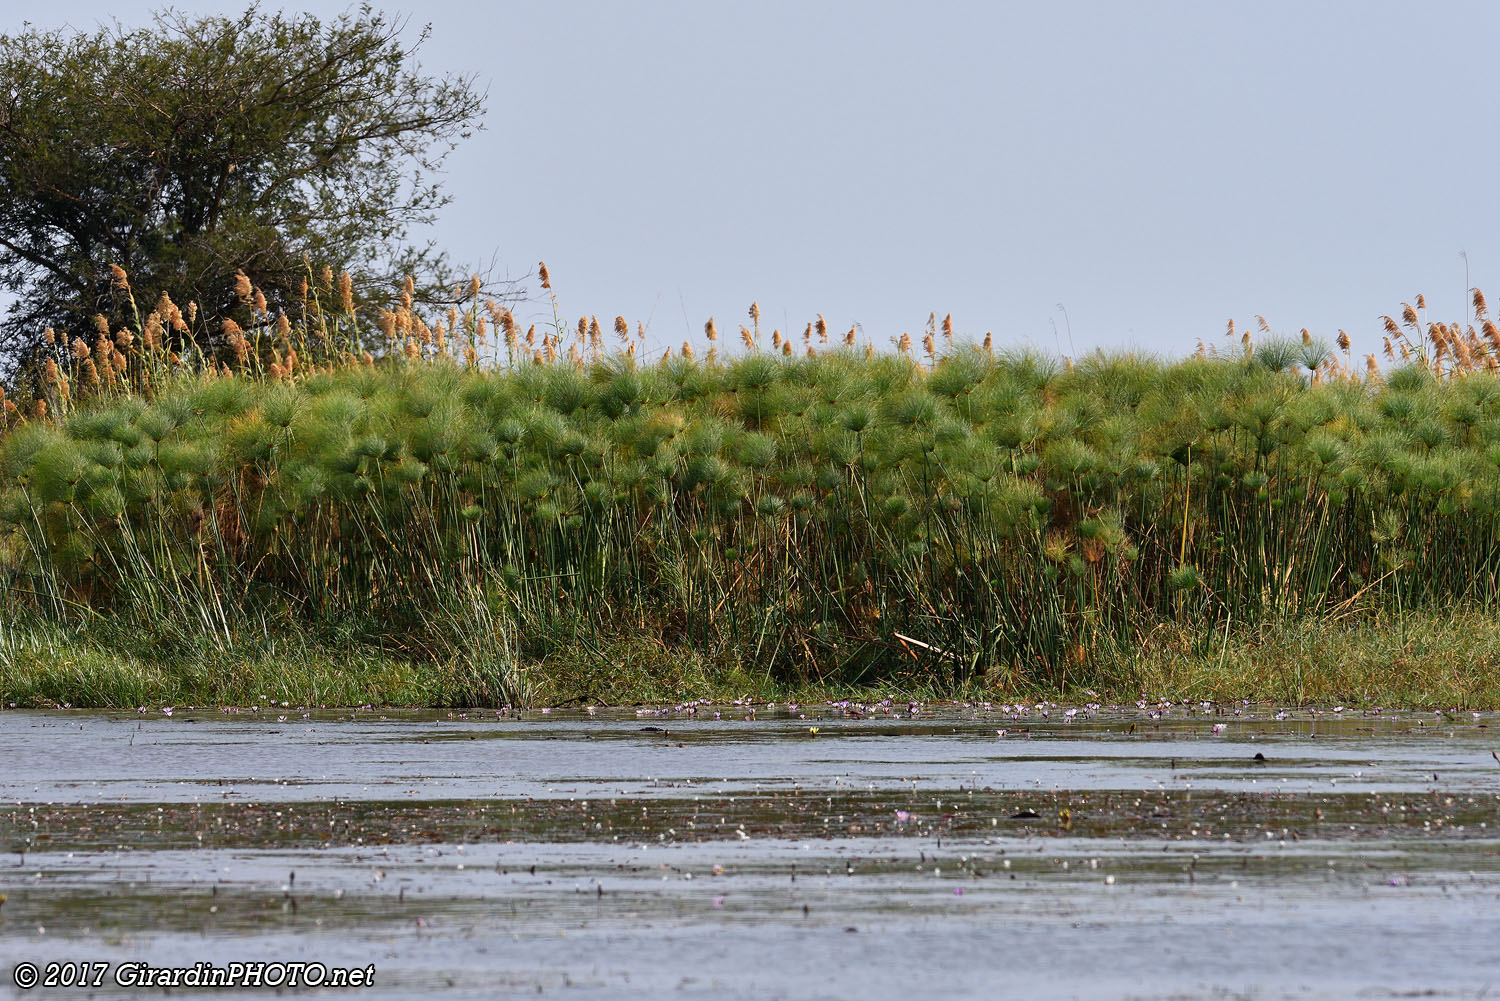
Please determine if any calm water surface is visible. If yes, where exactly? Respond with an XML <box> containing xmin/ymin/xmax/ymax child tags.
<box><xmin>1</xmin><ymin>702</ymin><xmax>1498</xmax><ymax>1000</ymax></box>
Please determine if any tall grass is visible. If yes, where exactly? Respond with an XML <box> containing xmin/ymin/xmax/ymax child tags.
<box><xmin>5</xmin><ymin>268</ymin><xmax>1500</xmax><ymax>702</ymax></box>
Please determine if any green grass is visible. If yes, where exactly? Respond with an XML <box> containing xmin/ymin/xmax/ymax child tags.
<box><xmin>0</xmin><ymin>617</ymin><xmax>446</xmax><ymax>707</ymax></box>
<box><xmin>1113</xmin><ymin>607</ymin><xmax>1500</xmax><ymax>707</ymax></box>
<box><xmin>6</xmin><ymin>300</ymin><xmax>1500</xmax><ymax>707</ymax></box>
<box><xmin>4</xmin><ymin>609</ymin><xmax>1498</xmax><ymax>709</ymax></box>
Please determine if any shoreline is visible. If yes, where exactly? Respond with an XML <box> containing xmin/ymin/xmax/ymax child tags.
<box><xmin>5</xmin><ymin>607</ymin><xmax>1499</xmax><ymax>711</ymax></box>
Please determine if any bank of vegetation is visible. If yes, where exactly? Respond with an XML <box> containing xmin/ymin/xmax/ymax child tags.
<box><xmin>4</xmin><ymin>274</ymin><xmax>1500</xmax><ymax>707</ymax></box>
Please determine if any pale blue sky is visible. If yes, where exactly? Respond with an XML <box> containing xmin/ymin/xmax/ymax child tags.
<box><xmin>15</xmin><ymin>1</ymin><xmax>1500</xmax><ymax>359</ymax></box>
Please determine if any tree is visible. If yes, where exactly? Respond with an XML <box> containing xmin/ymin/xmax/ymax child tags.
<box><xmin>0</xmin><ymin>5</ymin><xmax>487</xmax><ymax>379</ymax></box>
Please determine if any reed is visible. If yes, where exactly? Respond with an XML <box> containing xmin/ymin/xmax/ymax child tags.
<box><xmin>5</xmin><ymin>275</ymin><xmax>1500</xmax><ymax>705</ymax></box>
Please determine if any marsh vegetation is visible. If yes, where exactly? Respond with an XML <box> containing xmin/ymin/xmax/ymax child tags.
<box><xmin>4</xmin><ymin>274</ymin><xmax>1500</xmax><ymax>706</ymax></box>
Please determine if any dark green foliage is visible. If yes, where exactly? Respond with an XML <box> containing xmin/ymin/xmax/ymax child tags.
<box><xmin>0</xmin><ymin>7</ymin><xmax>485</xmax><ymax>375</ymax></box>
<box><xmin>7</xmin><ymin>349</ymin><xmax>1500</xmax><ymax>696</ymax></box>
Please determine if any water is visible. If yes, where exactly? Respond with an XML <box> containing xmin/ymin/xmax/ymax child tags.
<box><xmin>2</xmin><ymin>702</ymin><xmax>1498</xmax><ymax>999</ymax></box>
